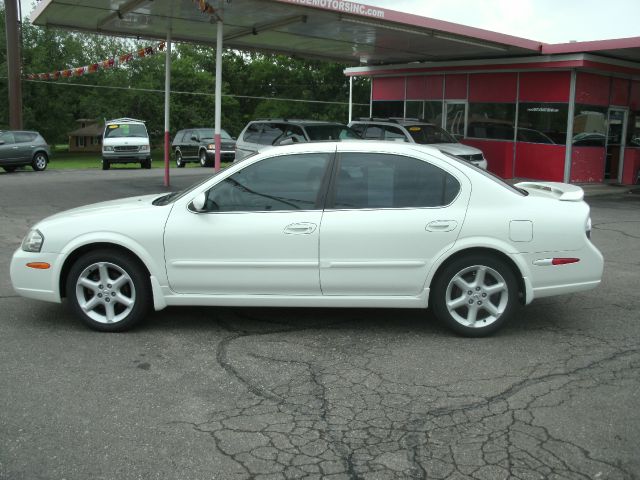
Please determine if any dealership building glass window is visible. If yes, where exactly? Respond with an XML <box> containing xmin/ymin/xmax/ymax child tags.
<box><xmin>572</xmin><ymin>105</ymin><xmax>607</xmax><ymax>147</ymax></box>
<box><xmin>405</xmin><ymin>101</ymin><xmax>443</xmax><ymax>125</ymax></box>
<box><xmin>627</xmin><ymin>111</ymin><xmax>640</xmax><ymax>148</ymax></box>
<box><xmin>467</xmin><ymin>103</ymin><xmax>516</xmax><ymax>140</ymax></box>
<box><xmin>371</xmin><ymin>101</ymin><xmax>404</xmax><ymax>118</ymax></box>
<box><xmin>517</xmin><ymin>103</ymin><xmax>569</xmax><ymax>144</ymax></box>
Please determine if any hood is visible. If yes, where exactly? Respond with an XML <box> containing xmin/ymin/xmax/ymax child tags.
<box><xmin>432</xmin><ymin>143</ymin><xmax>482</xmax><ymax>156</ymax></box>
<box><xmin>103</xmin><ymin>137</ymin><xmax>149</xmax><ymax>147</ymax></box>
<box><xmin>41</xmin><ymin>194</ymin><xmax>163</xmax><ymax>224</ymax></box>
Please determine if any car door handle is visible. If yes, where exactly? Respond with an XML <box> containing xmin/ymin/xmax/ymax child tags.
<box><xmin>284</xmin><ymin>222</ymin><xmax>317</xmax><ymax>235</ymax></box>
<box><xmin>426</xmin><ymin>220</ymin><xmax>458</xmax><ymax>232</ymax></box>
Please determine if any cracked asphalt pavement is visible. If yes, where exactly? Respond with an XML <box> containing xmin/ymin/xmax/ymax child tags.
<box><xmin>1</xmin><ymin>168</ymin><xmax>639</xmax><ymax>480</ymax></box>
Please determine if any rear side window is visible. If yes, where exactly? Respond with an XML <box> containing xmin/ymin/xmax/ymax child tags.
<box><xmin>14</xmin><ymin>132</ymin><xmax>37</xmax><ymax>143</ymax></box>
<box><xmin>242</xmin><ymin>124</ymin><xmax>261</xmax><ymax>143</ymax></box>
<box><xmin>0</xmin><ymin>132</ymin><xmax>16</xmax><ymax>144</ymax></box>
<box><xmin>382</xmin><ymin>126</ymin><xmax>407</xmax><ymax>142</ymax></box>
<box><xmin>350</xmin><ymin>123</ymin><xmax>366</xmax><ymax>136</ymax></box>
<box><xmin>333</xmin><ymin>153</ymin><xmax>460</xmax><ymax>209</ymax></box>
<box><xmin>363</xmin><ymin>126</ymin><xmax>383</xmax><ymax>140</ymax></box>
<box><xmin>304</xmin><ymin>125</ymin><xmax>359</xmax><ymax>140</ymax></box>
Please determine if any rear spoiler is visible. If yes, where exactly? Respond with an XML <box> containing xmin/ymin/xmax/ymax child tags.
<box><xmin>514</xmin><ymin>181</ymin><xmax>584</xmax><ymax>202</ymax></box>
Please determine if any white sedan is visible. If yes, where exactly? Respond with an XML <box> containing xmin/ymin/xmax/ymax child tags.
<box><xmin>10</xmin><ymin>142</ymin><xmax>603</xmax><ymax>336</ymax></box>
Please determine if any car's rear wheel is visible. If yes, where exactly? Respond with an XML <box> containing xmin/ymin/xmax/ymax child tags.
<box><xmin>199</xmin><ymin>150</ymin><xmax>210</xmax><ymax>167</ymax></box>
<box><xmin>2</xmin><ymin>166</ymin><xmax>17</xmax><ymax>173</ymax></box>
<box><xmin>66</xmin><ymin>249</ymin><xmax>151</xmax><ymax>332</ymax></box>
<box><xmin>102</xmin><ymin>160</ymin><xmax>110</xmax><ymax>170</ymax></box>
<box><xmin>32</xmin><ymin>152</ymin><xmax>48</xmax><ymax>171</ymax></box>
<box><xmin>176</xmin><ymin>151</ymin><xmax>185</xmax><ymax>168</ymax></box>
<box><xmin>431</xmin><ymin>254</ymin><xmax>518</xmax><ymax>337</ymax></box>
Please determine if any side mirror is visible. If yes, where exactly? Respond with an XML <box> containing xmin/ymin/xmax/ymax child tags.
<box><xmin>191</xmin><ymin>192</ymin><xmax>207</xmax><ymax>212</ymax></box>
<box><xmin>0</xmin><ymin>140</ymin><xmax>5</xmax><ymax>145</ymax></box>
<box><xmin>191</xmin><ymin>135</ymin><xmax>198</xmax><ymax>142</ymax></box>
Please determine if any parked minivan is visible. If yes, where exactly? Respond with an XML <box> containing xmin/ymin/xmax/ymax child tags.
<box><xmin>102</xmin><ymin>118</ymin><xmax>151</xmax><ymax>170</ymax></box>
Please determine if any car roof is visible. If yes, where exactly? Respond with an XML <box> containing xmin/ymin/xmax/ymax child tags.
<box><xmin>351</xmin><ymin>119</ymin><xmax>437</xmax><ymax>127</ymax></box>
<box><xmin>105</xmin><ymin>118</ymin><xmax>145</xmax><ymax>125</ymax></box>
<box><xmin>249</xmin><ymin>119</ymin><xmax>348</xmax><ymax>127</ymax></box>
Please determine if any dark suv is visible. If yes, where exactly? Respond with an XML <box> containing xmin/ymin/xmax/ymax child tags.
<box><xmin>0</xmin><ymin>130</ymin><xmax>50</xmax><ymax>172</ymax></box>
<box><xmin>172</xmin><ymin>128</ymin><xmax>236</xmax><ymax>167</ymax></box>
<box><xmin>235</xmin><ymin>119</ymin><xmax>360</xmax><ymax>162</ymax></box>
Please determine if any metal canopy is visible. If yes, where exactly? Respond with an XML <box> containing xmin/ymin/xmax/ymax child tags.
<box><xmin>31</xmin><ymin>0</ymin><xmax>543</xmax><ymax>65</ymax></box>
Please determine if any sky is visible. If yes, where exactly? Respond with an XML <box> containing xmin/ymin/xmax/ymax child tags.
<box><xmin>17</xmin><ymin>0</ymin><xmax>640</xmax><ymax>44</ymax></box>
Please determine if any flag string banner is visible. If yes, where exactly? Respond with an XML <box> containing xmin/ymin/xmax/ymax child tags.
<box><xmin>25</xmin><ymin>42</ymin><xmax>166</xmax><ymax>81</ymax></box>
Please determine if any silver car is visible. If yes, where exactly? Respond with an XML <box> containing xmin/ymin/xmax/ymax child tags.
<box><xmin>0</xmin><ymin>130</ymin><xmax>50</xmax><ymax>172</ymax></box>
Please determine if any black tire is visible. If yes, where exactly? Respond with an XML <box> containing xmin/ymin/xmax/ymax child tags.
<box><xmin>430</xmin><ymin>254</ymin><xmax>519</xmax><ymax>337</ymax></box>
<box><xmin>2</xmin><ymin>166</ymin><xmax>17</xmax><ymax>173</ymax></box>
<box><xmin>176</xmin><ymin>151</ymin><xmax>185</xmax><ymax>168</ymax></box>
<box><xmin>142</xmin><ymin>159</ymin><xmax>151</xmax><ymax>169</ymax></box>
<box><xmin>199</xmin><ymin>150</ymin><xmax>210</xmax><ymax>167</ymax></box>
<box><xmin>65</xmin><ymin>249</ymin><xmax>151</xmax><ymax>332</ymax></box>
<box><xmin>102</xmin><ymin>160</ymin><xmax>110</xmax><ymax>170</ymax></box>
<box><xmin>32</xmin><ymin>152</ymin><xmax>48</xmax><ymax>171</ymax></box>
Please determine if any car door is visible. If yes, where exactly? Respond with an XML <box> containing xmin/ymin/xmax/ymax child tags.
<box><xmin>13</xmin><ymin>132</ymin><xmax>35</xmax><ymax>162</ymax></box>
<box><xmin>164</xmin><ymin>151</ymin><xmax>333</xmax><ymax>295</ymax></box>
<box><xmin>319</xmin><ymin>151</ymin><xmax>469</xmax><ymax>296</ymax></box>
<box><xmin>0</xmin><ymin>132</ymin><xmax>17</xmax><ymax>163</ymax></box>
<box><xmin>185</xmin><ymin>130</ymin><xmax>199</xmax><ymax>159</ymax></box>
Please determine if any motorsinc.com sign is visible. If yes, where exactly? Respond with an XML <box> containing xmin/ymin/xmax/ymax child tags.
<box><xmin>286</xmin><ymin>0</ymin><xmax>385</xmax><ymax>18</ymax></box>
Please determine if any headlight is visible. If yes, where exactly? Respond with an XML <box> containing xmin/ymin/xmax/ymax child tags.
<box><xmin>103</xmin><ymin>146</ymin><xmax>114</xmax><ymax>152</ymax></box>
<box><xmin>22</xmin><ymin>229</ymin><xmax>44</xmax><ymax>253</ymax></box>
<box><xmin>207</xmin><ymin>144</ymin><xmax>215</xmax><ymax>151</ymax></box>
<box><xmin>139</xmin><ymin>145</ymin><xmax>150</xmax><ymax>152</ymax></box>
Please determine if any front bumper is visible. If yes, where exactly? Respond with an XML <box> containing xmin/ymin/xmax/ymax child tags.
<box><xmin>102</xmin><ymin>151</ymin><xmax>151</xmax><ymax>163</ymax></box>
<box><xmin>205</xmin><ymin>150</ymin><xmax>236</xmax><ymax>162</ymax></box>
<box><xmin>10</xmin><ymin>249</ymin><xmax>63</xmax><ymax>303</ymax></box>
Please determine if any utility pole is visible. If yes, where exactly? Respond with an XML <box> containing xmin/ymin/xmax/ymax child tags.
<box><xmin>5</xmin><ymin>0</ymin><xmax>24</xmax><ymax>129</ymax></box>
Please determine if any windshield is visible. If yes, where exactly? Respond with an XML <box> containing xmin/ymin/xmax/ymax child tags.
<box><xmin>406</xmin><ymin>125</ymin><xmax>457</xmax><ymax>144</ymax></box>
<box><xmin>104</xmin><ymin>123</ymin><xmax>148</xmax><ymax>138</ymax></box>
<box><xmin>304</xmin><ymin>125</ymin><xmax>361</xmax><ymax>141</ymax></box>
<box><xmin>196</xmin><ymin>128</ymin><xmax>232</xmax><ymax>140</ymax></box>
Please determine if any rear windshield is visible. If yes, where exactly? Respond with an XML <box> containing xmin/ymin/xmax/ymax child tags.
<box><xmin>104</xmin><ymin>123</ymin><xmax>148</xmax><ymax>138</ymax></box>
<box><xmin>304</xmin><ymin>125</ymin><xmax>360</xmax><ymax>141</ymax></box>
<box><xmin>406</xmin><ymin>125</ymin><xmax>457</xmax><ymax>144</ymax></box>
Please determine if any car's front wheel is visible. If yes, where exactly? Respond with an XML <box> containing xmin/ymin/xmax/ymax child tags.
<box><xmin>431</xmin><ymin>254</ymin><xmax>518</xmax><ymax>337</ymax></box>
<box><xmin>199</xmin><ymin>150</ymin><xmax>210</xmax><ymax>167</ymax></box>
<box><xmin>102</xmin><ymin>160</ymin><xmax>110</xmax><ymax>170</ymax></box>
<box><xmin>66</xmin><ymin>249</ymin><xmax>151</xmax><ymax>332</ymax></box>
<box><xmin>176</xmin><ymin>151</ymin><xmax>185</xmax><ymax>168</ymax></box>
<box><xmin>32</xmin><ymin>152</ymin><xmax>48</xmax><ymax>171</ymax></box>
<box><xmin>141</xmin><ymin>159</ymin><xmax>151</xmax><ymax>169</ymax></box>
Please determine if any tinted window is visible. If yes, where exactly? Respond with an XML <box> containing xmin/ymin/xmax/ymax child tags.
<box><xmin>0</xmin><ymin>132</ymin><xmax>15</xmax><ymax>144</ymax></box>
<box><xmin>467</xmin><ymin>103</ymin><xmax>516</xmax><ymax>140</ymax></box>
<box><xmin>104</xmin><ymin>123</ymin><xmax>148</xmax><ymax>138</ymax></box>
<box><xmin>350</xmin><ymin>124</ymin><xmax>366</xmax><ymax>136</ymax></box>
<box><xmin>14</xmin><ymin>132</ymin><xmax>37</xmax><ymax>143</ymax></box>
<box><xmin>363</xmin><ymin>126</ymin><xmax>383</xmax><ymax>139</ymax></box>
<box><xmin>333</xmin><ymin>153</ymin><xmax>460</xmax><ymax>209</ymax></box>
<box><xmin>274</xmin><ymin>126</ymin><xmax>306</xmax><ymax>144</ymax></box>
<box><xmin>259</xmin><ymin>124</ymin><xmax>287</xmax><ymax>145</ymax></box>
<box><xmin>517</xmin><ymin>103</ymin><xmax>569</xmax><ymax>144</ymax></box>
<box><xmin>383</xmin><ymin>126</ymin><xmax>407</xmax><ymax>141</ymax></box>
<box><xmin>242</xmin><ymin>124</ymin><xmax>262</xmax><ymax>143</ymax></box>
<box><xmin>304</xmin><ymin>125</ymin><xmax>359</xmax><ymax>140</ymax></box>
<box><xmin>205</xmin><ymin>153</ymin><xmax>331</xmax><ymax>212</ymax></box>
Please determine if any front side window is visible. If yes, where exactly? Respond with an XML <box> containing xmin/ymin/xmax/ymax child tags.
<box><xmin>333</xmin><ymin>153</ymin><xmax>460</xmax><ymax>209</ymax></box>
<box><xmin>204</xmin><ymin>153</ymin><xmax>331</xmax><ymax>212</ymax></box>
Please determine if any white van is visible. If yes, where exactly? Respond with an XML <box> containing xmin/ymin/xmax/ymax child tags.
<box><xmin>102</xmin><ymin>118</ymin><xmax>152</xmax><ymax>170</ymax></box>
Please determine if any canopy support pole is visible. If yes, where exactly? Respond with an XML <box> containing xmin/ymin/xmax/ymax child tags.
<box><xmin>348</xmin><ymin>76</ymin><xmax>353</xmax><ymax>123</ymax></box>
<box><xmin>214</xmin><ymin>5</ymin><xmax>224</xmax><ymax>172</ymax></box>
<box><xmin>164</xmin><ymin>33</ymin><xmax>172</xmax><ymax>187</ymax></box>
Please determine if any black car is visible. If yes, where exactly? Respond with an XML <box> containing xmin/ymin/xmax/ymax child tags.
<box><xmin>172</xmin><ymin>128</ymin><xmax>236</xmax><ymax>167</ymax></box>
<box><xmin>0</xmin><ymin>130</ymin><xmax>51</xmax><ymax>172</ymax></box>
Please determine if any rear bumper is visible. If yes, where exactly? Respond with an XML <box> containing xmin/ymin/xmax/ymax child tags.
<box><xmin>517</xmin><ymin>241</ymin><xmax>604</xmax><ymax>302</ymax></box>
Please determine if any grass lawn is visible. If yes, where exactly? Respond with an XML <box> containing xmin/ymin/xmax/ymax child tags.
<box><xmin>47</xmin><ymin>149</ymin><xmax>230</xmax><ymax>170</ymax></box>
